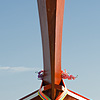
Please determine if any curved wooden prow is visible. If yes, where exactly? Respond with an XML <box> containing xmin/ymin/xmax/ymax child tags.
<box><xmin>37</xmin><ymin>0</ymin><xmax>65</xmax><ymax>99</ymax></box>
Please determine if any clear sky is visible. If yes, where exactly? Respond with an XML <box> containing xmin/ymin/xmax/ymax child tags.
<box><xmin>0</xmin><ymin>0</ymin><xmax>100</xmax><ymax>100</ymax></box>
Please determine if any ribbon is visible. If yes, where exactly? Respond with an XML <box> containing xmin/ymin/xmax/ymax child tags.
<box><xmin>38</xmin><ymin>81</ymin><xmax>68</xmax><ymax>100</ymax></box>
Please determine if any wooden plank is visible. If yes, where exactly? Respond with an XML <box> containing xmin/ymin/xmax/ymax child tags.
<box><xmin>19</xmin><ymin>90</ymin><xmax>42</xmax><ymax>100</ymax></box>
<box><xmin>37</xmin><ymin>0</ymin><xmax>51</xmax><ymax>85</ymax></box>
<box><xmin>55</xmin><ymin>0</ymin><xmax>65</xmax><ymax>85</ymax></box>
<box><xmin>64</xmin><ymin>95</ymin><xmax>78</xmax><ymax>100</ymax></box>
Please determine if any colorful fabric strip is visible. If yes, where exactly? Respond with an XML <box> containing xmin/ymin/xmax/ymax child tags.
<box><xmin>38</xmin><ymin>83</ymin><xmax>68</xmax><ymax>100</ymax></box>
<box><xmin>55</xmin><ymin>87</ymin><xmax>68</xmax><ymax>100</ymax></box>
<box><xmin>38</xmin><ymin>89</ymin><xmax>51</xmax><ymax>100</ymax></box>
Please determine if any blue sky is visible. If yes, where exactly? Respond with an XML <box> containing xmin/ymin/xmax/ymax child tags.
<box><xmin>0</xmin><ymin>0</ymin><xmax>100</xmax><ymax>100</ymax></box>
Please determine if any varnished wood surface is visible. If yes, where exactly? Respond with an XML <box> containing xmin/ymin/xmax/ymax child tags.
<box><xmin>19</xmin><ymin>91</ymin><xmax>78</xmax><ymax>100</ymax></box>
<box><xmin>31</xmin><ymin>96</ymin><xmax>42</xmax><ymax>100</ymax></box>
<box><xmin>64</xmin><ymin>95</ymin><xmax>78</xmax><ymax>100</ymax></box>
<box><xmin>19</xmin><ymin>90</ymin><xmax>39</xmax><ymax>100</ymax></box>
<box><xmin>37</xmin><ymin>0</ymin><xmax>65</xmax><ymax>99</ymax></box>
